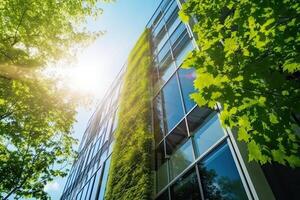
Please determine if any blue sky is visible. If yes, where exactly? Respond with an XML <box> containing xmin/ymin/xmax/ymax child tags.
<box><xmin>46</xmin><ymin>1</ymin><xmax>161</xmax><ymax>199</ymax></box>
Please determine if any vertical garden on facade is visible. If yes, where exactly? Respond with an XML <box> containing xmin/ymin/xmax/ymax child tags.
<box><xmin>105</xmin><ymin>30</ymin><xmax>154</xmax><ymax>200</ymax></box>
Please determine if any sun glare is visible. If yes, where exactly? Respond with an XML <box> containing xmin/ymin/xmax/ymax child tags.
<box><xmin>67</xmin><ymin>65</ymin><xmax>100</xmax><ymax>93</ymax></box>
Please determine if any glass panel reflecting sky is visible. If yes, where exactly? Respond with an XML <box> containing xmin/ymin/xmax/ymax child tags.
<box><xmin>178</xmin><ymin>67</ymin><xmax>196</xmax><ymax>112</ymax></box>
<box><xmin>193</xmin><ymin>114</ymin><xmax>225</xmax><ymax>157</ymax></box>
<box><xmin>169</xmin><ymin>139</ymin><xmax>194</xmax><ymax>180</ymax></box>
<box><xmin>200</xmin><ymin>144</ymin><xmax>248</xmax><ymax>200</ymax></box>
<box><xmin>161</xmin><ymin>74</ymin><xmax>185</xmax><ymax>132</ymax></box>
<box><xmin>170</xmin><ymin>168</ymin><xmax>201</xmax><ymax>200</ymax></box>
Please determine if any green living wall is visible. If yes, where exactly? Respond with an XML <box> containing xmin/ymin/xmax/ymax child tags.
<box><xmin>105</xmin><ymin>29</ymin><xmax>153</xmax><ymax>200</ymax></box>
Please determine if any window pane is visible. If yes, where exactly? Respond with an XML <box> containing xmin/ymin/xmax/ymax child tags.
<box><xmin>157</xmin><ymin>42</ymin><xmax>171</xmax><ymax>63</ymax></box>
<box><xmin>153</xmin><ymin>17</ymin><xmax>165</xmax><ymax>37</ymax></box>
<box><xmin>154</xmin><ymin>95</ymin><xmax>165</xmax><ymax>143</ymax></box>
<box><xmin>169</xmin><ymin>139</ymin><xmax>194</xmax><ymax>180</ymax></box>
<box><xmin>178</xmin><ymin>67</ymin><xmax>196</xmax><ymax>112</ymax></box>
<box><xmin>170</xmin><ymin>168</ymin><xmax>201</xmax><ymax>200</ymax></box>
<box><xmin>98</xmin><ymin>157</ymin><xmax>111</xmax><ymax>200</ymax></box>
<box><xmin>159</xmin><ymin>54</ymin><xmax>175</xmax><ymax>85</ymax></box>
<box><xmin>199</xmin><ymin>143</ymin><xmax>248</xmax><ymax>200</ymax></box>
<box><xmin>169</xmin><ymin>23</ymin><xmax>186</xmax><ymax>47</ymax></box>
<box><xmin>155</xmin><ymin>142</ymin><xmax>168</xmax><ymax>192</ymax></box>
<box><xmin>193</xmin><ymin>115</ymin><xmax>225</xmax><ymax>157</ymax></box>
<box><xmin>85</xmin><ymin>176</ymin><xmax>95</xmax><ymax>200</ymax></box>
<box><xmin>167</xmin><ymin>17</ymin><xmax>181</xmax><ymax>36</ymax></box>
<box><xmin>156</xmin><ymin>189</ymin><xmax>169</xmax><ymax>200</ymax></box>
<box><xmin>156</xmin><ymin>32</ymin><xmax>168</xmax><ymax>53</ymax></box>
<box><xmin>165</xmin><ymin>120</ymin><xmax>188</xmax><ymax>154</ymax></box>
<box><xmin>157</xmin><ymin>161</ymin><xmax>169</xmax><ymax>193</ymax></box>
<box><xmin>161</xmin><ymin>74</ymin><xmax>185</xmax><ymax>132</ymax></box>
<box><xmin>90</xmin><ymin>168</ymin><xmax>102</xmax><ymax>200</ymax></box>
<box><xmin>175</xmin><ymin>40</ymin><xmax>194</xmax><ymax>66</ymax></box>
<box><xmin>164</xmin><ymin>0</ymin><xmax>178</xmax><ymax>22</ymax></box>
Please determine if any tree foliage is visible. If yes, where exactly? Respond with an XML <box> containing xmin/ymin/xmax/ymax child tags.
<box><xmin>179</xmin><ymin>0</ymin><xmax>300</xmax><ymax>167</ymax></box>
<box><xmin>0</xmin><ymin>77</ymin><xmax>77</xmax><ymax>199</ymax></box>
<box><xmin>105</xmin><ymin>30</ymin><xmax>153</xmax><ymax>200</ymax></box>
<box><xmin>0</xmin><ymin>0</ymin><xmax>105</xmax><ymax>199</ymax></box>
<box><xmin>0</xmin><ymin>0</ymin><xmax>103</xmax><ymax>68</ymax></box>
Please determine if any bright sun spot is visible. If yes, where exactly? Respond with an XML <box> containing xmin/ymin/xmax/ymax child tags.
<box><xmin>43</xmin><ymin>53</ymin><xmax>107</xmax><ymax>98</ymax></box>
<box><xmin>66</xmin><ymin>65</ymin><xmax>101</xmax><ymax>93</ymax></box>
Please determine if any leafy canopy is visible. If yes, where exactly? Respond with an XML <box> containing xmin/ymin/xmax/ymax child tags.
<box><xmin>180</xmin><ymin>0</ymin><xmax>300</xmax><ymax>167</ymax></box>
<box><xmin>0</xmin><ymin>0</ymin><xmax>106</xmax><ymax>199</ymax></box>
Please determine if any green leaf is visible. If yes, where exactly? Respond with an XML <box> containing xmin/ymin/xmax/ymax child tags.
<box><xmin>269</xmin><ymin>113</ymin><xmax>279</xmax><ymax>124</ymax></box>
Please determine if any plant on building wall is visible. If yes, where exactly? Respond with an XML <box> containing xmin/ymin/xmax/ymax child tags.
<box><xmin>105</xmin><ymin>30</ymin><xmax>153</xmax><ymax>200</ymax></box>
<box><xmin>0</xmin><ymin>0</ymin><xmax>107</xmax><ymax>199</ymax></box>
<box><xmin>179</xmin><ymin>0</ymin><xmax>300</xmax><ymax>167</ymax></box>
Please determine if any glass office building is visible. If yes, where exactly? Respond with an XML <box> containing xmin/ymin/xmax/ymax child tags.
<box><xmin>61</xmin><ymin>0</ymin><xmax>300</xmax><ymax>199</ymax></box>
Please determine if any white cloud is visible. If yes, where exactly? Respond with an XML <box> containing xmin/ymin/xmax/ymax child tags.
<box><xmin>44</xmin><ymin>181</ymin><xmax>60</xmax><ymax>191</ymax></box>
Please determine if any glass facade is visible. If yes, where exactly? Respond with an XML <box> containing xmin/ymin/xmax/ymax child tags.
<box><xmin>60</xmin><ymin>68</ymin><xmax>124</xmax><ymax>200</ymax></box>
<box><xmin>62</xmin><ymin>1</ymin><xmax>299</xmax><ymax>200</ymax></box>
<box><xmin>150</xmin><ymin>1</ymin><xmax>252</xmax><ymax>200</ymax></box>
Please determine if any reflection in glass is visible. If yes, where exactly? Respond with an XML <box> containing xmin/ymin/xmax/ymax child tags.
<box><xmin>98</xmin><ymin>157</ymin><xmax>111</xmax><ymax>200</ymax></box>
<box><xmin>165</xmin><ymin>120</ymin><xmax>188</xmax><ymax>154</ymax></box>
<box><xmin>157</xmin><ymin>42</ymin><xmax>171</xmax><ymax>63</ymax></box>
<box><xmin>159</xmin><ymin>53</ymin><xmax>175</xmax><ymax>86</ymax></box>
<box><xmin>175</xmin><ymin>40</ymin><xmax>194</xmax><ymax>66</ymax></box>
<box><xmin>178</xmin><ymin>67</ymin><xmax>196</xmax><ymax>112</ymax></box>
<box><xmin>85</xmin><ymin>176</ymin><xmax>95</xmax><ymax>199</ymax></box>
<box><xmin>157</xmin><ymin>161</ymin><xmax>169</xmax><ymax>193</ymax></box>
<box><xmin>161</xmin><ymin>74</ymin><xmax>184</xmax><ymax>132</ymax></box>
<box><xmin>154</xmin><ymin>95</ymin><xmax>165</xmax><ymax>143</ymax></box>
<box><xmin>156</xmin><ymin>189</ymin><xmax>169</xmax><ymax>200</ymax></box>
<box><xmin>199</xmin><ymin>143</ymin><xmax>248</xmax><ymax>200</ymax></box>
<box><xmin>155</xmin><ymin>142</ymin><xmax>168</xmax><ymax>193</ymax></box>
<box><xmin>170</xmin><ymin>168</ymin><xmax>201</xmax><ymax>200</ymax></box>
<box><xmin>164</xmin><ymin>0</ymin><xmax>177</xmax><ymax>22</ymax></box>
<box><xmin>193</xmin><ymin>114</ymin><xmax>225</xmax><ymax>157</ymax></box>
<box><xmin>169</xmin><ymin>139</ymin><xmax>194</xmax><ymax>180</ymax></box>
<box><xmin>91</xmin><ymin>168</ymin><xmax>102</xmax><ymax>199</ymax></box>
<box><xmin>169</xmin><ymin>23</ymin><xmax>186</xmax><ymax>46</ymax></box>
<box><xmin>167</xmin><ymin>17</ymin><xmax>181</xmax><ymax>36</ymax></box>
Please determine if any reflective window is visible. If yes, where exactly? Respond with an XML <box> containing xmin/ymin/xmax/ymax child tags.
<box><xmin>153</xmin><ymin>18</ymin><xmax>166</xmax><ymax>38</ymax></box>
<box><xmin>157</xmin><ymin>42</ymin><xmax>171</xmax><ymax>63</ymax></box>
<box><xmin>98</xmin><ymin>157</ymin><xmax>111</xmax><ymax>200</ymax></box>
<box><xmin>157</xmin><ymin>161</ymin><xmax>169</xmax><ymax>192</ymax></box>
<box><xmin>85</xmin><ymin>177</ymin><xmax>94</xmax><ymax>200</ymax></box>
<box><xmin>81</xmin><ymin>182</ymin><xmax>89</xmax><ymax>200</ymax></box>
<box><xmin>165</xmin><ymin>120</ymin><xmax>188</xmax><ymax>153</ymax></box>
<box><xmin>193</xmin><ymin>115</ymin><xmax>225</xmax><ymax>157</ymax></box>
<box><xmin>158</xmin><ymin>53</ymin><xmax>175</xmax><ymax>85</ymax></box>
<box><xmin>178</xmin><ymin>67</ymin><xmax>196</xmax><ymax>112</ymax></box>
<box><xmin>154</xmin><ymin>95</ymin><xmax>165</xmax><ymax>143</ymax></box>
<box><xmin>169</xmin><ymin>139</ymin><xmax>194</xmax><ymax>180</ymax></box>
<box><xmin>167</xmin><ymin>17</ymin><xmax>181</xmax><ymax>36</ymax></box>
<box><xmin>156</xmin><ymin>32</ymin><xmax>169</xmax><ymax>53</ymax></box>
<box><xmin>187</xmin><ymin>107</ymin><xmax>213</xmax><ymax>133</ymax></box>
<box><xmin>169</xmin><ymin>23</ymin><xmax>186</xmax><ymax>47</ymax></box>
<box><xmin>164</xmin><ymin>0</ymin><xmax>178</xmax><ymax>22</ymax></box>
<box><xmin>155</xmin><ymin>142</ymin><xmax>168</xmax><ymax>192</ymax></box>
<box><xmin>175</xmin><ymin>40</ymin><xmax>194</xmax><ymax>66</ymax></box>
<box><xmin>90</xmin><ymin>168</ymin><xmax>102</xmax><ymax>200</ymax></box>
<box><xmin>156</xmin><ymin>189</ymin><xmax>169</xmax><ymax>200</ymax></box>
<box><xmin>161</xmin><ymin>74</ymin><xmax>185</xmax><ymax>132</ymax></box>
<box><xmin>170</xmin><ymin>168</ymin><xmax>201</xmax><ymax>200</ymax></box>
<box><xmin>199</xmin><ymin>143</ymin><xmax>248</xmax><ymax>200</ymax></box>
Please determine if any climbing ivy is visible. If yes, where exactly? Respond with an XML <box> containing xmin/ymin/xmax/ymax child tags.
<box><xmin>179</xmin><ymin>0</ymin><xmax>300</xmax><ymax>167</ymax></box>
<box><xmin>105</xmin><ymin>30</ymin><xmax>153</xmax><ymax>200</ymax></box>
